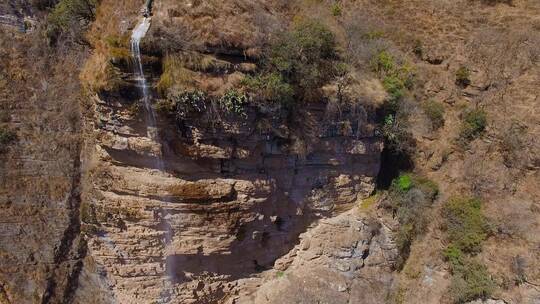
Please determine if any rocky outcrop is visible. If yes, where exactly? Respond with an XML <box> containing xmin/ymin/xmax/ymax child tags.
<box><xmin>236</xmin><ymin>208</ymin><xmax>398</xmax><ymax>304</ymax></box>
<box><xmin>68</xmin><ymin>0</ymin><xmax>387</xmax><ymax>302</ymax></box>
<box><xmin>78</xmin><ymin>70</ymin><xmax>382</xmax><ymax>303</ymax></box>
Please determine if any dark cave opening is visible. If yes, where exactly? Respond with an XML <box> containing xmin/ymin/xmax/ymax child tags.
<box><xmin>375</xmin><ymin>147</ymin><xmax>413</xmax><ymax>189</ymax></box>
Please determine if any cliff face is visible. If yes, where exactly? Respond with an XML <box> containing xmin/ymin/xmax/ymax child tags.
<box><xmin>72</xmin><ymin>1</ymin><xmax>385</xmax><ymax>303</ymax></box>
<box><xmin>2</xmin><ymin>0</ymin><xmax>539</xmax><ymax>303</ymax></box>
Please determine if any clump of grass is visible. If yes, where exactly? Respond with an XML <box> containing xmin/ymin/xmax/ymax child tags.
<box><xmin>104</xmin><ymin>34</ymin><xmax>131</xmax><ymax>62</ymax></box>
<box><xmin>360</xmin><ymin>193</ymin><xmax>380</xmax><ymax>211</ymax></box>
<box><xmin>157</xmin><ymin>54</ymin><xmax>197</xmax><ymax>96</ymax></box>
<box><xmin>80</xmin><ymin>51</ymin><xmax>123</xmax><ymax>93</ymax></box>
<box><xmin>363</xmin><ymin>30</ymin><xmax>385</xmax><ymax>40</ymax></box>
<box><xmin>423</xmin><ymin>100</ymin><xmax>445</xmax><ymax>130</ymax></box>
<box><xmin>395</xmin><ymin>174</ymin><xmax>413</xmax><ymax>192</ymax></box>
<box><xmin>331</xmin><ymin>3</ymin><xmax>342</xmax><ymax>16</ymax></box>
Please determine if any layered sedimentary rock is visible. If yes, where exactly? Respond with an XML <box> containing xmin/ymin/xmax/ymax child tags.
<box><xmin>72</xmin><ymin>1</ymin><xmax>387</xmax><ymax>301</ymax></box>
<box><xmin>79</xmin><ymin>67</ymin><xmax>383</xmax><ymax>303</ymax></box>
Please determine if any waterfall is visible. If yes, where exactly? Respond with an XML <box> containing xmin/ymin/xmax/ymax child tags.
<box><xmin>130</xmin><ymin>17</ymin><xmax>164</xmax><ymax>170</ymax></box>
<box><xmin>131</xmin><ymin>17</ymin><xmax>175</xmax><ymax>295</ymax></box>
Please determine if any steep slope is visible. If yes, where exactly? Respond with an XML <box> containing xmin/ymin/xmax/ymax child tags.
<box><xmin>0</xmin><ymin>5</ymin><xmax>87</xmax><ymax>303</ymax></box>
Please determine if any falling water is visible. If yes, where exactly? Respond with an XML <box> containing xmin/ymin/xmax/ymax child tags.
<box><xmin>131</xmin><ymin>17</ymin><xmax>175</xmax><ymax>298</ymax></box>
<box><xmin>131</xmin><ymin>17</ymin><xmax>163</xmax><ymax>167</ymax></box>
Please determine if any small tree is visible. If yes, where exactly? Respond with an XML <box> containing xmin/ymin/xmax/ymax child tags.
<box><xmin>266</xmin><ymin>19</ymin><xmax>339</xmax><ymax>101</ymax></box>
<box><xmin>46</xmin><ymin>0</ymin><xmax>98</xmax><ymax>44</ymax></box>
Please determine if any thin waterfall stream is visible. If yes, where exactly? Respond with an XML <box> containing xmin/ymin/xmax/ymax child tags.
<box><xmin>131</xmin><ymin>17</ymin><xmax>176</xmax><ymax>292</ymax></box>
<box><xmin>130</xmin><ymin>17</ymin><xmax>164</xmax><ymax>171</ymax></box>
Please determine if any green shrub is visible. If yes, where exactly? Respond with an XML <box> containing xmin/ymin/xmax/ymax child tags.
<box><xmin>448</xmin><ymin>257</ymin><xmax>495</xmax><ymax>303</ymax></box>
<box><xmin>331</xmin><ymin>3</ymin><xmax>342</xmax><ymax>16</ymax></box>
<box><xmin>442</xmin><ymin>197</ymin><xmax>490</xmax><ymax>254</ymax></box>
<box><xmin>171</xmin><ymin>90</ymin><xmax>207</xmax><ymax>120</ymax></box>
<box><xmin>46</xmin><ymin>0</ymin><xmax>97</xmax><ymax>43</ymax></box>
<box><xmin>423</xmin><ymin>100</ymin><xmax>445</xmax><ymax>130</ymax></box>
<box><xmin>394</xmin><ymin>174</ymin><xmax>413</xmax><ymax>192</ymax></box>
<box><xmin>266</xmin><ymin>19</ymin><xmax>338</xmax><ymax>100</ymax></box>
<box><xmin>444</xmin><ymin>244</ymin><xmax>465</xmax><ymax>268</ymax></box>
<box><xmin>382</xmin><ymin>75</ymin><xmax>405</xmax><ymax>109</ymax></box>
<box><xmin>242</xmin><ymin>72</ymin><xmax>294</xmax><ymax>105</ymax></box>
<box><xmin>219</xmin><ymin>89</ymin><xmax>249</xmax><ymax>118</ymax></box>
<box><xmin>458</xmin><ymin>109</ymin><xmax>487</xmax><ymax>146</ymax></box>
<box><xmin>0</xmin><ymin>127</ymin><xmax>16</xmax><ymax>151</ymax></box>
<box><xmin>382</xmin><ymin>114</ymin><xmax>415</xmax><ymax>155</ymax></box>
<box><xmin>442</xmin><ymin>197</ymin><xmax>495</xmax><ymax>303</ymax></box>
<box><xmin>455</xmin><ymin>66</ymin><xmax>471</xmax><ymax>87</ymax></box>
<box><xmin>371</xmin><ymin>50</ymin><xmax>395</xmax><ymax>74</ymax></box>
<box><xmin>371</xmin><ymin>50</ymin><xmax>414</xmax><ymax>116</ymax></box>
<box><xmin>386</xmin><ymin>174</ymin><xmax>439</xmax><ymax>269</ymax></box>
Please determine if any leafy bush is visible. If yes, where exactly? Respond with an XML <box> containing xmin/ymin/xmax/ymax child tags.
<box><xmin>265</xmin><ymin>19</ymin><xmax>339</xmax><ymax>101</ymax></box>
<box><xmin>171</xmin><ymin>90</ymin><xmax>207</xmax><ymax>120</ymax></box>
<box><xmin>382</xmin><ymin>114</ymin><xmax>415</xmax><ymax>155</ymax></box>
<box><xmin>385</xmin><ymin>174</ymin><xmax>439</xmax><ymax>269</ymax></box>
<box><xmin>242</xmin><ymin>72</ymin><xmax>294</xmax><ymax>105</ymax></box>
<box><xmin>444</xmin><ymin>246</ymin><xmax>495</xmax><ymax>304</ymax></box>
<box><xmin>0</xmin><ymin>127</ymin><xmax>16</xmax><ymax>151</ymax></box>
<box><xmin>394</xmin><ymin>174</ymin><xmax>413</xmax><ymax>192</ymax></box>
<box><xmin>458</xmin><ymin>109</ymin><xmax>487</xmax><ymax>146</ymax></box>
<box><xmin>219</xmin><ymin>89</ymin><xmax>249</xmax><ymax>118</ymax></box>
<box><xmin>423</xmin><ymin>100</ymin><xmax>445</xmax><ymax>130</ymax></box>
<box><xmin>442</xmin><ymin>197</ymin><xmax>490</xmax><ymax>254</ymax></box>
<box><xmin>442</xmin><ymin>197</ymin><xmax>495</xmax><ymax>303</ymax></box>
<box><xmin>455</xmin><ymin>66</ymin><xmax>471</xmax><ymax>87</ymax></box>
<box><xmin>372</xmin><ymin>50</ymin><xmax>395</xmax><ymax>74</ymax></box>
<box><xmin>46</xmin><ymin>0</ymin><xmax>97</xmax><ymax>44</ymax></box>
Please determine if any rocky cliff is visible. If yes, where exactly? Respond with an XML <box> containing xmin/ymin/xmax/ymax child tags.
<box><xmin>68</xmin><ymin>0</ymin><xmax>388</xmax><ymax>303</ymax></box>
<box><xmin>1</xmin><ymin>0</ymin><xmax>539</xmax><ymax>304</ymax></box>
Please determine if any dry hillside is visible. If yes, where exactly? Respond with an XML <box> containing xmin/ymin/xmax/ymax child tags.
<box><xmin>0</xmin><ymin>0</ymin><xmax>538</xmax><ymax>303</ymax></box>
